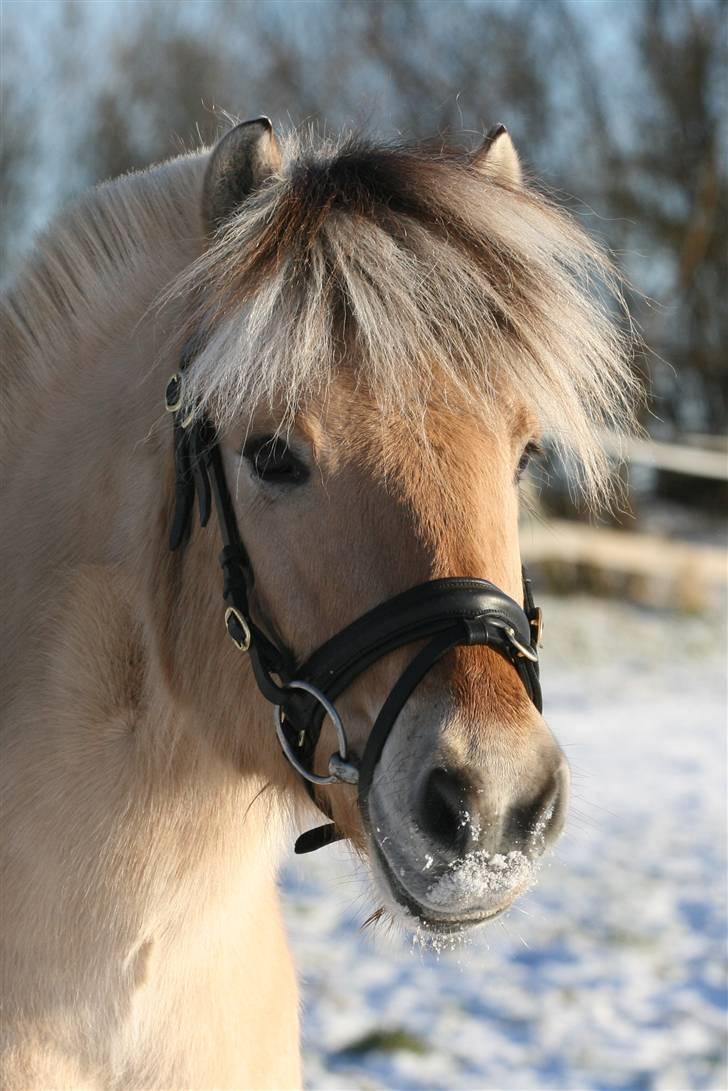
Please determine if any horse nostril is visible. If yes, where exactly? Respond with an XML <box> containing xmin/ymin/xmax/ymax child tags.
<box><xmin>419</xmin><ymin>767</ymin><xmax>477</xmax><ymax>854</ymax></box>
<box><xmin>508</xmin><ymin>760</ymin><xmax>570</xmax><ymax>853</ymax></box>
<box><xmin>541</xmin><ymin>759</ymin><xmax>570</xmax><ymax>845</ymax></box>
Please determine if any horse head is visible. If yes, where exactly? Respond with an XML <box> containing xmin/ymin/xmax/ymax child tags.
<box><xmin>154</xmin><ymin>118</ymin><xmax>633</xmax><ymax>936</ymax></box>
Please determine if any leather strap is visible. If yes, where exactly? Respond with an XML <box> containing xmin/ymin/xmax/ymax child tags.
<box><xmin>281</xmin><ymin>579</ymin><xmax>541</xmax><ymax>781</ymax></box>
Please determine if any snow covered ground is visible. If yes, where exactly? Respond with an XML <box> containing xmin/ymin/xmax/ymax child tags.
<box><xmin>281</xmin><ymin>595</ymin><xmax>727</xmax><ymax>1091</ymax></box>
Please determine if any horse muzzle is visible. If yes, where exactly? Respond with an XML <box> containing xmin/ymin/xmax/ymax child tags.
<box><xmin>365</xmin><ymin>727</ymin><xmax>570</xmax><ymax>931</ymax></box>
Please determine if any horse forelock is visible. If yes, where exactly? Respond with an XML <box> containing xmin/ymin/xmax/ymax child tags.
<box><xmin>1</xmin><ymin>127</ymin><xmax>638</xmax><ymax>509</ymax></box>
<box><xmin>169</xmin><ymin>129</ymin><xmax>638</xmax><ymax>507</ymax></box>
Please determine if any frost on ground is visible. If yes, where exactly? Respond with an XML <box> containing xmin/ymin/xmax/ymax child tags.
<box><xmin>281</xmin><ymin>596</ymin><xmax>727</xmax><ymax>1091</ymax></box>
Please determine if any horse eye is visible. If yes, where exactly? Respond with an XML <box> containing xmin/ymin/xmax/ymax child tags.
<box><xmin>242</xmin><ymin>435</ymin><xmax>309</xmax><ymax>486</ymax></box>
<box><xmin>516</xmin><ymin>440</ymin><xmax>541</xmax><ymax>483</ymax></box>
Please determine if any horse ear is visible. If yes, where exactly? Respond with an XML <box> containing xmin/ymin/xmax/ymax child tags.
<box><xmin>203</xmin><ymin>117</ymin><xmax>282</xmax><ymax>232</ymax></box>
<box><xmin>471</xmin><ymin>124</ymin><xmax>522</xmax><ymax>188</ymax></box>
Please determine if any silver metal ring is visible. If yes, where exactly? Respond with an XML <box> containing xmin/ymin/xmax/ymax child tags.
<box><xmin>274</xmin><ymin>680</ymin><xmax>358</xmax><ymax>786</ymax></box>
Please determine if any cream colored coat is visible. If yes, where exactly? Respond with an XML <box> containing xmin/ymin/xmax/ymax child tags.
<box><xmin>0</xmin><ymin>127</ymin><xmax>633</xmax><ymax>1089</ymax></box>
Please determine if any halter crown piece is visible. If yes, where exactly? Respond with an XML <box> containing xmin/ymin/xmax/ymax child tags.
<box><xmin>165</xmin><ymin>346</ymin><xmax>543</xmax><ymax>854</ymax></box>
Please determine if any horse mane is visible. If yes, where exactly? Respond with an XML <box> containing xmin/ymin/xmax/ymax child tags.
<box><xmin>0</xmin><ymin>153</ymin><xmax>206</xmax><ymax>464</ymax></box>
<box><xmin>2</xmin><ymin>129</ymin><xmax>637</xmax><ymax>503</ymax></box>
<box><xmin>2</xmin><ymin>152</ymin><xmax>205</xmax><ymax>357</ymax></box>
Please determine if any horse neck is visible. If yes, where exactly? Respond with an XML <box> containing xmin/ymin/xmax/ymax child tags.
<box><xmin>0</xmin><ymin>154</ymin><xmax>297</xmax><ymax>878</ymax></box>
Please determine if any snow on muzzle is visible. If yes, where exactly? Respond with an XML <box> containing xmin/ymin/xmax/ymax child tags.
<box><xmin>367</xmin><ymin>726</ymin><xmax>570</xmax><ymax>928</ymax></box>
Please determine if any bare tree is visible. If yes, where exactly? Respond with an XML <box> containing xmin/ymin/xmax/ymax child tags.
<box><xmin>2</xmin><ymin>0</ymin><xmax>724</xmax><ymax>446</ymax></box>
<box><xmin>0</xmin><ymin>25</ymin><xmax>36</xmax><ymax>270</ymax></box>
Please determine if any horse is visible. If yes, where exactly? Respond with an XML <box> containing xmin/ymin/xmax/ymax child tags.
<box><xmin>0</xmin><ymin>117</ymin><xmax>635</xmax><ymax>1089</ymax></box>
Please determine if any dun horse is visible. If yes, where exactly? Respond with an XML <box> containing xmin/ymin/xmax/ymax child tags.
<box><xmin>0</xmin><ymin>119</ymin><xmax>634</xmax><ymax>1088</ymax></box>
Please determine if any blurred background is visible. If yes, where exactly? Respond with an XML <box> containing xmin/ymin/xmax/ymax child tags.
<box><xmin>3</xmin><ymin>0</ymin><xmax>727</xmax><ymax>583</ymax></box>
<box><xmin>2</xmin><ymin>1</ymin><xmax>726</xmax><ymax>1088</ymax></box>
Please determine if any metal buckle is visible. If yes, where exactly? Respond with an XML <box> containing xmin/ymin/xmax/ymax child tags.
<box><xmin>530</xmin><ymin>606</ymin><xmax>544</xmax><ymax>647</ymax></box>
<box><xmin>165</xmin><ymin>372</ymin><xmax>195</xmax><ymax>428</ymax></box>
<box><xmin>165</xmin><ymin>373</ymin><xmax>183</xmax><ymax>413</ymax></box>
<box><xmin>224</xmin><ymin>606</ymin><xmax>251</xmax><ymax>652</ymax></box>
<box><xmin>490</xmin><ymin>619</ymin><xmax>539</xmax><ymax>662</ymax></box>
<box><xmin>274</xmin><ymin>680</ymin><xmax>359</xmax><ymax>786</ymax></box>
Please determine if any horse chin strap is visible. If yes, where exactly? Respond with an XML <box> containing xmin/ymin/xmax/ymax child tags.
<box><xmin>164</xmin><ymin>361</ymin><xmax>543</xmax><ymax>856</ymax></box>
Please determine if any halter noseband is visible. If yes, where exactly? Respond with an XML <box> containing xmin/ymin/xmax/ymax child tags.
<box><xmin>164</xmin><ymin>353</ymin><xmax>543</xmax><ymax>854</ymax></box>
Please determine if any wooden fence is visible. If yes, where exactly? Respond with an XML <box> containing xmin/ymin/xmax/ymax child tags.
<box><xmin>522</xmin><ymin>435</ymin><xmax>727</xmax><ymax>608</ymax></box>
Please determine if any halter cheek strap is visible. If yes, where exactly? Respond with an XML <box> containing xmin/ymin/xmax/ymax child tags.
<box><xmin>164</xmin><ymin>363</ymin><xmax>544</xmax><ymax>855</ymax></box>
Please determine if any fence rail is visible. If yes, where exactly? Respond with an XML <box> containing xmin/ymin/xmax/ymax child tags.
<box><xmin>522</xmin><ymin>518</ymin><xmax>727</xmax><ymax>608</ymax></box>
<box><xmin>602</xmin><ymin>432</ymin><xmax>728</xmax><ymax>481</ymax></box>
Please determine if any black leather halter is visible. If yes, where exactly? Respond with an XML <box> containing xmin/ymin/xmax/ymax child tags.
<box><xmin>164</xmin><ymin>353</ymin><xmax>543</xmax><ymax>854</ymax></box>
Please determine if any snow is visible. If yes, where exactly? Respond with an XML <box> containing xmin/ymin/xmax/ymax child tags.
<box><xmin>281</xmin><ymin>596</ymin><xmax>727</xmax><ymax>1090</ymax></box>
<box><xmin>424</xmin><ymin>849</ymin><xmax>534</xmax><ymax>911</ymax></box>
